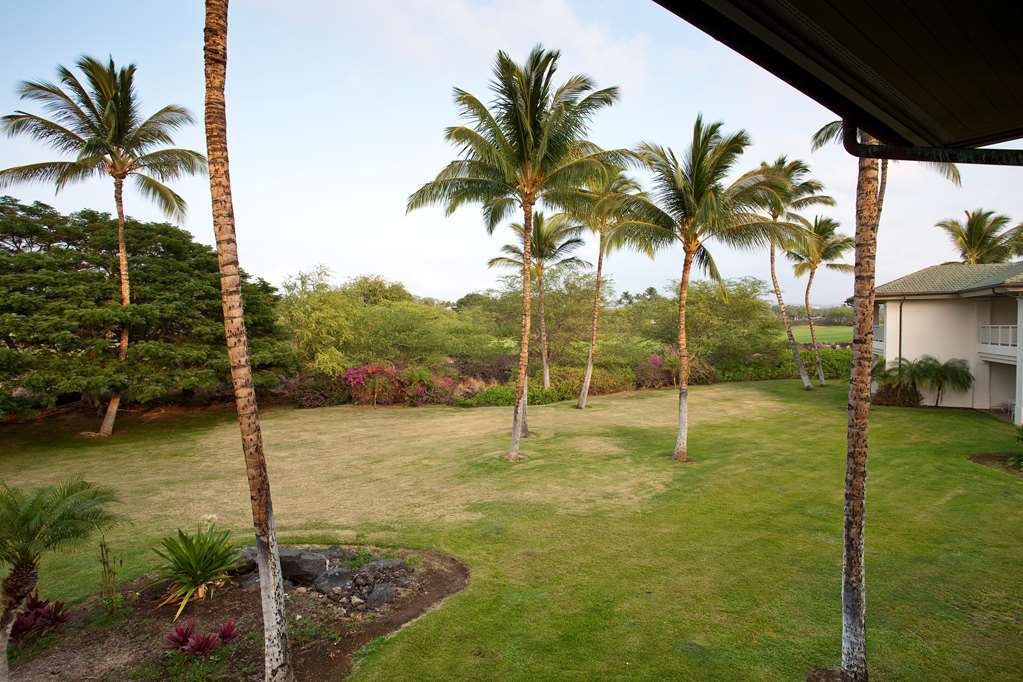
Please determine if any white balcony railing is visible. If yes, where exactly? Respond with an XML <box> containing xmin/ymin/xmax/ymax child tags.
<box><xmin>872</xmin><ymin>325</ymin><xmax>884</xmax><ymax>344</ymax></box>
<box><xmin>980</xmin><ymin>324</ymin><xmax>1018</xmax><ymax>347</ymax></box>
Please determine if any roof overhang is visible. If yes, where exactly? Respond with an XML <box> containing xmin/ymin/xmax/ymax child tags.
<box><xmin>655</xmin><ymin>1</ymin><xmax>1023</xmax><ymax>150</ymax></box>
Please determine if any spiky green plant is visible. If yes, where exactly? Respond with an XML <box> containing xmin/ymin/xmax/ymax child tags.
<box><xmin>0</xmin><ymin>480</ymin><xmax>116</xmax><ymax>679</ymax></box>
<box><xmin>786</xmin><ymin>216</ymin><xmax>854</xmax><ymax>385</ymax></box>
<box><xmin>619</xmin><ymin>115</ymin><xmax>785</xmax><ymax>462</ymax></box>
<box><xmin>488</xmin><ymin>212</ymin><xmax>590</xmax><ymax>389</ymax></box>
<box><xmin>0</xmin><ymin>55</ymin><xmax>206</xmax><ymax>437</ymax></box>
<box><xmin>407</xmin><ymin>44</ymin><xmax>621</xmax><ymax>461</ymax></box>
<box><xmin>935</xmin><ymin>209</ymin><xmax>1022</xmax><ymax>264</ymax></box>
<box><xmin>154</xmin><ymin>525</ymin><xmax>240</xmax><ymax>620</ymax></box>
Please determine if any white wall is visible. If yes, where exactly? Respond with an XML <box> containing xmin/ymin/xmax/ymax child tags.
<box><xmin>881</xmin><ymin>298</ymin><xmax>987</xmax><ymax>408</ymax></box>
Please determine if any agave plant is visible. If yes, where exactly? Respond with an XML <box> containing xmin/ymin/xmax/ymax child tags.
<box><xmin>154</xmin><ymin>525</ymin><xmax>240</xmax><ymax>620</ymax></box>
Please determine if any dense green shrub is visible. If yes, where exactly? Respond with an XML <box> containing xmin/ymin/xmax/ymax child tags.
<box><xmin>455</xmin><ymin>383</ymin><xmax>573</xmax><ymax>407</ymax></box>
<box><xmin>716</xmin><ymin>348</ymin><xmax>851</xmax><ymax>383</ymax></box>
<box><xmin>548</xmin><ymin>366</ymin><xmax>637</xmax><ymax>396</ymax></box>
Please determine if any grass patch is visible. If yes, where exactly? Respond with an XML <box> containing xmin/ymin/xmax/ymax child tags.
<box><xmin>789</xmin><ymin>325</ymin><xmax>852</xmax><ymax>343</ymax></box>
<box><xmin>2</xmin><ymin>381</ymin><xmax>1021</xmax><ymax>679</ymax></box>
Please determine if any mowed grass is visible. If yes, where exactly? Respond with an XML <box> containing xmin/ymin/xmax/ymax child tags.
<box><xmin>2</xmin><ymin>381</ymin><xmax>1021</xmax><ymax>680</ymax></box>
<box><xmin>790</xmin><ymin>325</ymin><xmax>853</xmax><ymax>343</ymax></box>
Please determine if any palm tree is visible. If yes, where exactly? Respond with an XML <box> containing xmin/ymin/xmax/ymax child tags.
<box><xmin>623</xmin><ymin>115</ymin><xmax>782</xmax><ymax>462</ymax></box>
<box><xmin>572</xmin><ymin>166</ymin><xmax>652</xmax><ymax>408</ymax></box>
<box><xmin>936</xmin><ymin>209</ymin><xmax>1021</xmax><ymax>263</ymax></box>
<box><xmin>204</xmin><ymin>1</ymin><xmax>292</xmax><ymax>679</ymax></box>
<box><xmin>917</xmin><ymin>355</ymin><xmax>974</xmax><ymax>406</ymax></box>
<box><xmin>811</xmin><ymin>122</ymin><xmax>961</xmax><ymax>682</ymax></box>
<box><xmin>786</xmin><ymin>216</ymin><xmax>854</xmax><ymax>385</ymax></box>
<box><xmin>757</xmin><ymin>157</ymin><xmax>834</xmax><ymax>390</ymax></box>
<box><xmin>0</xmin><ymin>480</ymin><xmax>115</xmax><ymax>681</ymax></box>
<box><xmin>0</xmin><ymin>57</ymin><xmax>206</xmax><ymax>437</ymax></box>
<box><xmin>407</xmin><ymin>45</ymin><xmax>620</xmax><ymax>461</ymax></box>
<box><xmin>488</xmin><ymin>212</ymin><xmax>590</xmax><ymax>388</ymax></box>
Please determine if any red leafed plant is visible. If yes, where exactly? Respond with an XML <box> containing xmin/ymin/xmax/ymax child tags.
<box><xmin>183</xmin><ymin>632</ymin><xmax>221</xmax><ymax>657</ymax></box>
<box><xmin>163</xmin><ymin>620</ymin><xmax>196</xmax><ymax>650</ymax></box>
<box><xmin>217</xmin><ymin>620</ymin><xmax>238</xmax><ymax>643</ymax></box>
<box><xmin>11</xmin><ymin>593</ymin><xmax>69</xmax><ymax>645</ymax></box>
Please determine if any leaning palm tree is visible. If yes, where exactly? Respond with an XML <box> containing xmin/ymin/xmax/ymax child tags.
<box><xmin>0</xmin><ymin>56</ymin><xmax>206</xmax><ymax>437</ymax></box>
<box><xmin>786</xmin><ymin>216</ymin><xmax>854</xmax><ymax>385</ymax></box>
<box><xmin>0</xmin><ymin>480</ymin><xmax>116</xmax><ymax>681</ymax></box>
<box><xmin>408</xmin><ymin>45</ymin><xmax>620</xmax><ymax>461</ymax></box>
<box><xmin>570</xmin><ymin>166</ymin><xmax>653</xmax><ymax>408</ymax></box>
<box><xmin>811</xmin><ymin>122</ymin><xmax>960</xmax><ymax>682</ymax></box>
<box><xmin>622</xmin><ymin>116</ymin><xmax>782</xmax><ymax>462</ymax></box>
<box><xmin>936</xmin><ymin>209</ymin><xmax>1021</xmax><ymax>264</ymax></box>
<box><xmin>756</xmin><ymin>156</ymin><xmax>834</xmax><ymax>390</ymax></box>
<box><xmin>488</xmin><ymin>212</ymin><xmax>590</xmax><ymax>388</ymax></box>
<box><xmin>204</xmin><ymin>1</ymin><xmax>292</xmax><ymax>679</ymax></box>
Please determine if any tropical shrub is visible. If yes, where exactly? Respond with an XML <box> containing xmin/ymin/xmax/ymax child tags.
<box><xmin>455</xmin><ymin>383</ymin><xmax>573</xmax><ymax>407</ymax></box>
<box><xmin>284</xmin><ymin>372</ymin><xmax>351</xmax><ymax>408</ymax></box>
<box><xmin>548</xmin><ymin>367</ymin><xmax>637</xmax><ymax>396</ymax></box>
<box><xmin>10</xmin><ymin>593</ymin><xmax>68</xmax><ymax>645</ymax></box>
<box><xmin>716</xmin><ymin>348</ymin><xmax>851</xmax><ymax>383</ymax></box>
<box><xmin>154</xmin><ymin>525</ymin><xmax>240</xmax><ymax>620</ymax></box>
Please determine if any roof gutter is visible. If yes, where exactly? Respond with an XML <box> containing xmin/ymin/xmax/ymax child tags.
<box><xmin>842</xmin><ymin>121</ymin><xmax>1023</xmax><ymax>167</ymax></box>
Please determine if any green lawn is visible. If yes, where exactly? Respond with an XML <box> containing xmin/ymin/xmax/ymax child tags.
<box><xmin>790</xmin><ymin>325</ymin><xmax>853</xmax><ymax>344</ymax></box>
<box><xmin>2</xmin><ymin>381</ymin><xmax>1021</xmax><ymax>680</ymax></box>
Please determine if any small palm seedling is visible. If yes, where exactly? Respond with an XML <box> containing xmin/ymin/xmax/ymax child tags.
<box><xmin>0</xmin><ymin>479</ymin><xmax>116</xmax><ymax>680</ymax></box>
<box><xmin>154</xmin><ymin>525</ymin><xmax>240</xmax><ymax>620</ymax></box>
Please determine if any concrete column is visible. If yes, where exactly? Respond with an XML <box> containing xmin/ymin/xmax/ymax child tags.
<box><xmin>1015</xmin><ymin>298</ymin><xmax>1023</xmax><ymax>424</ymax></box>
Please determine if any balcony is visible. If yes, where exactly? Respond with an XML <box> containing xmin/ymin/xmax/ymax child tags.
<box><xmin>979</xmin><ymin>324</ymin><xmax>1018</xmax><ymax>363</ymax></box>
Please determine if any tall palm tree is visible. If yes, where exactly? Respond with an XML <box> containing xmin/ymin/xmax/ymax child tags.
<box><xmin>204</xmin><ymin>1</ymin><xmax>292</xmax><ymax>680</ymax></box>
<box><xmin>571</xmin><ymin>166</ymin><xmax>652</xmax><ymax>408</ymax></box>
<box><xmin>757</xmin><ymin>157</ymin><xmax>834</xmax><ymax>390</ymax></box>
<box><xmin>0</xmin><ymin>57</ymin><xmax>206</xmax><ymax>437</ymax></box>
<box><xmin>811</xmin><ymin>123</ymin><xmax>961</xmax><ymax>682</ymax></box>
<box><xmin>488</xmin><ymin>212</ymin><xmax>590</xmax><ymax>388</ymax></box>
<box><xmin>0</xmin><ymin>480</ymin><xmax>115</xmax><ymax>681</ymax></box>
<box><xmin>936</xmin><ymin>209</ymin><xmax>1021</xmax><ymax>263</ymax></box>
<box><xmin>786</xmin><ymin>216</ymin><xmax>854</xmax><ymax>385</ymax></box>
<box><xmin>408</xmin><ymin>45</ymin><xmax>620</xmax><ymax>461</ymax></box>
<box><xmin>623</xmin><ymin>115</ymin><xmax>782</xmax><ymax>463</ymax></box>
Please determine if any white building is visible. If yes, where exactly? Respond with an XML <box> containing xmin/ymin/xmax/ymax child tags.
<box><xmin>873</xmin><ymin>262</ymin><xmax>1023</xmax><ymax>423</ymax></box>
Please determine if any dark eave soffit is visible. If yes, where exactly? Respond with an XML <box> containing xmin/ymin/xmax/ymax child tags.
<box><xmin>655</xmin><ymin>0</ymin><xmax>1023</xmax><ymax>149</ymax></box>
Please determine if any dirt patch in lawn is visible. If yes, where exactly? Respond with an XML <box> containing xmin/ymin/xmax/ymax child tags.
<box><xmin>11</xmin><ymin>546</ymin><xmax>468</xmax><ymax>681</ymax></box>
<box><xmin>968</xmin><ymin>453</ymin><xmax>1023</xmax><ymax>478</ymax></box>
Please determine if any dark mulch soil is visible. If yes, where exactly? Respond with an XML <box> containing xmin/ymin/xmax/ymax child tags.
<box><xmin>968</xmin><ymin>453</ymin><xmax>1023</xmax><ymax>478</ymax></box>
<box><xmin>11</xmin><ymin>547</ymin><xmax>468</xmax><ymax>681</ymax></box>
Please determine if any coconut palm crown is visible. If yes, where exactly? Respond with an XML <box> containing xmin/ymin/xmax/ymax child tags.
<box><xmin>935</xmin><ymin>209</ymin><xmax>1022</xmax><ymax>264</ymax></box>
<box><xmin>487</xmin><ymin>211</ymin><xmax>590</xmax><ymax>274</ymax></box>
<box><xmin>0</xmin><ymin>55</ymin><xmax>206</xmax><ymax>218</ymax></box>
<box><xmin>407</xmin><ymin>44</ymin><xmax>621</xmax><ymax>461</ymax></box>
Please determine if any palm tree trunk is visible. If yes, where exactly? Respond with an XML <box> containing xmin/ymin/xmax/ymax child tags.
<box><xmin>577</xmin><ymin>234</ymin><xmax>605</xmax><ymax>409</ymax></box>
<box><xmin>805</xmin><ymin>268</ymin><xmax>826</xmax><ymax>386</ymax></box>
<box><xmin>841</xmin><ymin>134</ymin><xmax>881</xmax><ymax>682</ymax></box>
<box><xmin>0</xmin><ymin>560</ymin><xmax>39</xmax><ymax>682</ymax></box>
<box><xmin>203</xmin><ymin>2</ymin><xmax>292</xmax><ymax>680</ymax></box>
<box><xmin>538</xmin><ymin>266</ymin><xmax>551</xmax><ymax>389</ymax></box>
<box><xmin>771</xmin><ymin>241</ymin><xmax>813</xmax><ymax>389</ymax></box>
<box><xmin>507</xmin><ymin>200</ymin><xmax>534</xmax><ymax>461</ymax></box>
<box><xmin>97</xmin><ymin>177</ymin><xmax>131</xmax><ymax>437</ymax></box>
<box><xmin>674</xmin><ymin>247</ymin><xmax>694</xmax><ymax>463</ymax></box>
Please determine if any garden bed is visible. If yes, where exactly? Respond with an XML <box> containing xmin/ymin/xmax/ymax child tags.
<box><xmin>968</xmin><ymin>453</ymin><xmax>1023</xmax><ymax>478</ymax></box>
<box><xmin>11</xmin><ymin>546</ymin><xmax>469</xmax><ymax>681</ymax></box>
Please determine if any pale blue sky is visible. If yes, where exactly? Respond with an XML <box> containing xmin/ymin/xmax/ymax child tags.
<box><xmin>4</xmin><ymin>0</ymin><xmax>1022</xmax><ymax>305</ymax></box>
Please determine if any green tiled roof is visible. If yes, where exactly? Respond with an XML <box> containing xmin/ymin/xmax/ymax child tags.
<box><xmin>875</xmin><ymin>262</ymin><xmax>1023</xmax><ymax>297</ymax></box>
